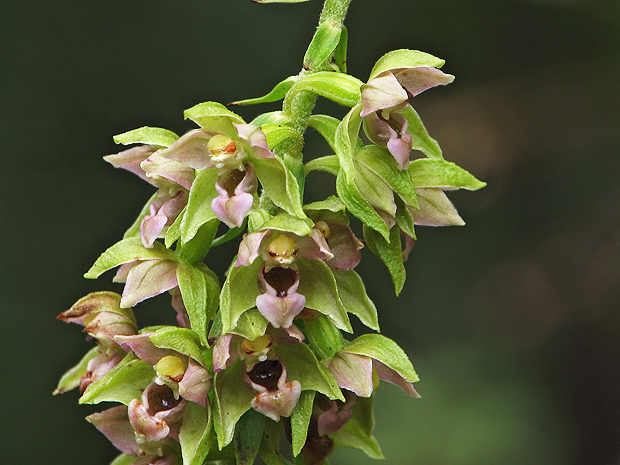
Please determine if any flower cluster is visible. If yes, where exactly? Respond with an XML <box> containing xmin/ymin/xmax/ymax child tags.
<box><xmin>56</xmin><ymin>8</ymin><xmax>484</xmax><ymax>464</ymax></box>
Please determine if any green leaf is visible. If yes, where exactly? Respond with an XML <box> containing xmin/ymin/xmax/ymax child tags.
<box><xmin>165</xmin><ymin>206</ymin><xmax>185</xmax><ymax>248</ymax></box>
<box><xmin>369</xmin><ymin>49</ymin><xmax>446</xmax><ymax>80</ymax></box>
<box><xmin>79</xmin><ymin>355</ymin><xmax>153</xmax><ymax>405</ymax></box>
<box><xmin>113</xmin><ymin>126</ymin><xmax>179</xmax><ymax>148</ymax></box>
<box><xmin>262</xmin><ymin>123</ymin><xmax>303</xmax><ymax>151</ymax></box>
<box><xmin>402</xmin><ymin>106</ymin><xmax>444</xmax><ymax>159</ymax></box>
<box><xmin>234</xmin><ymin>409</ymin><xmax>265</xmax><ymax>465</ymax></box>
<box><xmin>394</xmin><ymin>193</ymin><xmax>416</xmax><ymax>239</ymax></box>
<box><xmin>409</xmin><ymin>158</ymin><xmax>487</xmax><ymax>191</ymax></box>
<box><xmin>148</xmin><ymin>326</ymin><xmax>205</xmax><ymax>365</ymax></box>
<box><xmin>260</xmin><ymin>211</ymin><xmax>313</xmax><ymax>237</ymax></box>
<box><xmin>308</xmin><ymin>114</ymin><xmax>340</xmax><ymax>152</ymax></box>
<box><xmin>334</xmin><ymin>103</ymin><xmax>362</xmax><ymax>179</ymax></box>
<box><xmin>258</xmin><ymin>420</ymin><xmax>291</xmax><ymax>465</ymax></box>
<box><xmin>297</xmin><ymin>258</ymin><xmax>352</xmax><ymax>333</ymax></box>
<box><xmin>253</xmin><ymin>156</ymin><xmax>306</xmax><ymax>219</ymax></box>
<box><xmin>251</xmin><ymin>111</ymin><xmax>290</xmax><ymax>126</ymax></box>
<box><xmin>232</xmin><ymin>76</ymin><xmax>297</xmax><ymax>106</ymax></box>
<box><xmin>304</xmin><ymin>314</ymin><xmax>345</xmax><ymax>361</ymax></box>
<box><xmin>336</xmin><ymin>170</ymin><xmax>390</xmax><ymax>240</ymax></box>
<box><xmin>178</xmin><ymin>218</ymin><xmax>220</xmax><ymax>264</ymax></box>
<box><xmin>231</xmin><ymin>309</ymin><xmax>269</xmax><ymax>341</ymax></box>
<box><xmin>122</xmin><ymin>192</ymin><xmax>159</xmax><ymax>240</ymax></box>
<box><xmin>54</xmin><ymin>346</ymin><xmax>99</xmax><ymax>395</ymax></box>
<box><xmin>332</xmin><ymin>269</ymin><xmax>380</xmax><ymax>332</ymax></box>
<box><xmin>364</xmin><ymin>224</ymin><xmax>406</xmax><ymax>295</ymax></box>
<box><xmin>290</xmin><ymin>390</ymin><xmax>315</xmax><ymax>457</ymax></box>
<box><xmin>332</xmin><ymin>24</ymin><xmax>348</xmax><ymax>73</ymax></box>
<box><xmin>304</xmin><ymin>155</ymin><xmax>340</xmax><ymax>176</ymax></box>
<box><xmin>184</xmin><ymin>102</ymin><xmax>245</xmax><ymax>138</ymax></box>
<box><xmin>213</xmin><ymin>359</ymin><xmax>255</xmax><ymax>449</ymax></box>
<box><xmin>180</xmin><ymin>168</ymin><xmax>219</xmax><ymax>244</ymax></box>
<box><xmin>331</xmin><ymin>419</ymin><xmax>384</xmax><ymax>459</ymax></box>
<box><xmin>303</xmin><ymin>196</ymin><xmax>346</xmax><ymax>214</ymax></box>
<box><xmin>84</xmin><ymin>237</ymin><xmax>176</xmax><ymax>279</ymax></box>
<box><xmin>356</xmin><ymin>145</ymin><xmax>418</xmax><ymax>208</ymax></box>
<box><xmin>180</xmin><ymin>401</ymin><xmax>214</xmax><ymax>465</ymax></box>
<box><xmin>286</xmin><ymin>72</ymin><xmax>363</xmax><ymax>109</ymax></box>
<box><xmin>275</xmin><ymin>343</ymin><xmax>344</xmax><ymax>401</ymax></box>
<box><xmin>110</xmin><ymin>454</ymin><xmax>137</xmax><ymax>465</ymax></box>
<box><xmin>303</xmin><ymin>20</ymin><xmax>342</xmax><ymax>71</ymax></box>
<box><xmin>220</xmin><ymin>259</ymin><xmax>262</xmax><ymax>334</ymax></box>
<box><xmin>344</xmin><ymin>334</ymin><xmax>419</xmax><ymax>383</ymax></box>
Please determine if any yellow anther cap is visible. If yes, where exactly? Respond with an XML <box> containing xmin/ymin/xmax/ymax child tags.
<box><xmin>267</xmin><ymin>235</ymin><xmax>298</xmax><ymax>262</ymax></box>
<box><xmin>242</xmin><ymin>334</ymin><xmax>273</xmax><ymax>354</ymax></box>
<box><xmin>155</xmin><ymin>355</ymin><xmax>187</xmax><ymax>382</ymax></box>
<box><xmin>207</xmin><ymin>134</ymin><xmax>237</xmax><ymax>156</ymax></box>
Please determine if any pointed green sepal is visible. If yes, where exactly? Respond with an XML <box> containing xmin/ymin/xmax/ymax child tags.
<box><xmin>253</xmin><ymin>156</ymin><xmax>306</xmax><ymax>219</ymax></box>
<box><xmin>304</xmin><ymin>314</ymin><xmax>345</xmax><ymax>361</ymax></box>
<box><xmin>54</xmin><ymin>346</ymin><xmax>99</xmax><ymax>395</ymax></box>
<box><xmin>332</xmin><ymin>269</ymin><xmax>380</xmax><ymax>331</ymax></box>
<box><xmin>230</xmin><ymin>309</ymin><xmax>269</xmax><ymax>341</ymax></box>
<box><xmin>409</xmin><ymin>158</ymin><xmax>487</xmax><ymax>190</ymax></box>
<box><xmin>369</xmin><ymin>49</ymin><xmax>447</xmax><ymax>80</ymax></box>
<box><xmin>184</xmin><ymin>101</ymin><xmax>245</xmax><ymax>138</ymax></box>
<box><xmin>402</xmin><ymin>106</ymin><xmax>444</xmax><ymax>159</ymax></box>
<box><xmin>232</xmin><ymin>76</ymin><xmax>297</xmax><ymax>106</ymax></box>
<box><xmin>364</xmin><ymin>224</ymin><xmax>406</xmax><ymax>295</ymax></box>
<box><xmin>113</xmin><ymin>126</ymin><xmax>179</xmax><ymax>148</ymax></box>
<box><xmin>290</xmin><ymin>390</ymin><xmax>315</xmax><ymax>457</ymax></box>
<box><xmin>180</xmin><ymin>168</ymin><xmax>219</xmax><ymax>245</ymax></box>
<box><xmin>179</xmin><ymin>401</ymin><xmax>214</xmax><ymax>465</ymax></box>
<box><xmin>220</xmin><ymin>259</ymin><xmax>262</xmax><ymax>334</ymax></box>
<box><xmin>260</xmin><ymin>211</ymin><xmax>313</xmax><ymax>237</ymax></box>
<box><xmin>148</xmin><ymin>326</ymin><xmax>205</xmax><ymax>365</ymax></box>
<box><xmin>334</xmin><ymin>103</ymin><xmax>363</xmax><ymax>179</ymax></box>
<box><xmin>286</xmin><ymin>72</ymin><xmax>363</xmax><ymax>109</ymax></box>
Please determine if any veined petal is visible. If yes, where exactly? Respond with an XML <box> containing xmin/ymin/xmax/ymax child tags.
<box><xmin>178</xmin><ymin>358</ymin><xmax>210</xmax><ymax>407</ymax></box>
<box><xmin>327</xmin><ymin>352</ymin><xmax>374</xmax><ymax>398</ymax></box>
<box><xmin>234</xmin><ymin>123</ymin><xmax>275</xmax><ymax>160</ymax></box>
<box><xmin>121</xmin><ymin>260</ymin><xmax>179</xmax><ymax>308</ymax></box>
<box><xmin>393</xmin><ymin>66</ymin><xmax>455</xmax><ymax>98</ymax></box>
<box><xmin>236</xmin><ymin>230</ymin><xmax>271</xmax><ymax>266</ymax></box>
<box><xmin>374</xmin><ymin>360</ymin><xmax>420</xmax><ymax>397</ymax></box>
<box><xmin>104</xmin><ymin>145</ymin><xmax>157</xmax><ymax>185</ymax></box>
<box><xmin>361</xmin><ymin>72</ymin><xmax>408</xmax><ymax>117</ymax></box>
<box><xmin>86</xmin><ymin>405</ymin><xmax>140</xmax><ymax>455</ymax></box>
<box><xmin>157</xmin><ymin>129</ymin><xmax>215</xmax><ymax>170</ymax></box>
<box><xmin>141</xmin><ymin>153</ymin><xmax>195</xmax><ymax>191</ymax></box>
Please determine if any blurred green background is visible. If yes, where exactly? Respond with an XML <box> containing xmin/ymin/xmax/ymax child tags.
<box><xmin>2</xmin><ymin>0</ymin><xmax>619</xmax><ymax>464</ymax></box>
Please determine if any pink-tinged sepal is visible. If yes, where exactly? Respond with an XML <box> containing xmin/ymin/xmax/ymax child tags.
<box><xmin>104</xmin><ymin>145</ymin><xmax>158</xmax><ymax>185</ymax></box>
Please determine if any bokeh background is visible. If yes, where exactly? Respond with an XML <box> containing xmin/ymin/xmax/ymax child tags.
<box><xmin>2</xmin><ymin>0</ymin><xmax>619</xmax><ymax>464</ymax></box>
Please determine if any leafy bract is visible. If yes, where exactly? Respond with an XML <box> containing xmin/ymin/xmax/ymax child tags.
<box><xmin>369</xmin><ymin>49</ymin><xmax>446</xmax><ymax>80</ymax></box>
<box><xmin>179</xmin><ymin>401</ymin><xmax>214</xmax><ymax>465</ymax></box>
<box><xmin>332</xmin><ymin>269</ymin><xmax>380</xmax><ymax>331</ymax></box>
<box><xmin>303</xmin><ymin>20</ymin><xmax>342</xmax><ymax>71</ymax></box>
<box><xmin>409</xmin><ymin>158</ymin><xmax>487</xmax><ymax>190</ymax></box>
<box><xmin>232</xmin><ymin>76</ymin><xmax>297</xmax><ymax>106</ymax></box>
<box><xmin>364</xmin><ymin>225</ymin><xmax>406</xmax><ymax>295</ymax></box>
<box><xmin>286</xmin><ymin>72</ymin><xmax>363</xmax><ymax>109</ymax></box>
<box><xmin>113</xmin><ymin>126</ymin><xmax>179</xmax><ymax>148</ymax></box>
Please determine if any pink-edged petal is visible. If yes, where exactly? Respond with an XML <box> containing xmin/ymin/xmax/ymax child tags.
<box><xmin>128</xmin><ymin>399</ymin><xmax>171</xmax><ymax>443</ymax></box>
<box><xmin>86</xmin><ymin>405</ymin><xmax>140</xmax><ymax>455</ymax></box>
<box><xmin>157</xmin><ymin>129</ymin><xmax>215</xmax><ymax>169</ymax></box>
<box><xmin>316</xmin><ymin>393</ymin><xmax>356</xmax><ymax>436</ymax></box>
<box><xmin>211</xmin><ymin>192</ymin><xmax>254</xmax><ymax>228</ymax></box>
<box><xmin>115</xmin><ymin>333</ymin><xmax>173</xmax><ymax>365</ymax></box>
<box><xmin>141</xmin><ymin>154</ymin><xmax>195</xmax><ymax>190</ymax></box>
<box><xmin>412</xmin><ymin>188</ymin><xmax>465</xmax><ymax>227</ymax></box>
<box><xmin>324</xmin><ymin>220</ymin><xmax>363</xmax><ymax>270</ymax></box>
<box><xmin>296</xmin><ymin>229</ymin><xmax>333</xmax><ymax>261</ymax></box>
<box><xmin>361</xmin><ymin>72</ymin><xmax>409</xmax><ymax>117</ymax></box>
<box><xmin>394</xmin><ymin>66</ymin><xmax>455</xmax><ymax>98</ymax></box>
<box><xmin>169</xmin><ymin>287</ymin><xmax>190</xmax><ymax>328</ymax></box>
<box><xmin>113</xmin><ymin>262</ymin><xmax>137</xmax><ymax>283</ymax></box>
<box><xmin>251</xmin><ymin>380</ymin><xmax>301</xmax><ymax>422</ymax></box>
<box><xmin>213</xmin><ymin>334</ymin><xmax>237</xmax><ymax>372</ymax></box>
<box><xmin>104</xmin><ymin>145</ymin><xmax>157</xmax><ymax>185</ymax></box>
<box><xmin>387</xmin><ymin>133</ymin><xmax>413</xmax><ymax>170</ymax></box>
<box><xmin>402</xmin><ymin>234</ymin><xmax>416</xmax><ymax>262</ymax></box>
<box><xmin>256</xmin><ymin>293</ymin><xmax>306</xmax><ymax>329</ymax></box>
<box><xmin>178</xmin><ymin>358</ymin><xmax>210</xmax><ymax>407</ymax></box>
<box><xmin>121</xmin><ymin>260</ymin><xmax>178</xmax><ymax>308</ymax></box>
<box><xmin>327</xmin><ymin>352</ymin><xmax>374</xmax><ymax>398</ymax></box>
<box><xmin>81</xmin><ymin>350</ymin><xmax>126</xmax><ymax>392</ymax></box>
<box><xmin>141</xmin><ymin>213</ymin><xmax>169</xmax><ymax>249</ymax></box>
<box><xmin>373</xmin><ymin>360</ymin><xmax>420</xmax><ymax>397</ymax></box>
<box><xmin>234</xmin><ymin>123</ymin><xmax>275</xmax><ymax>160</ymax></box>
<box><xmin>236</xmin><ymin>230</ymin><xmax>271</xmax><ymax>266</ymax></box>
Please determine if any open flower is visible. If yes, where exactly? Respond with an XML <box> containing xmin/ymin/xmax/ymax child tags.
<box><xmin>361</xmin><ymin>64</ymin><xmax>454</xmax><ymax>169</ymax></box>
<box><xmin>113</xmin><ymin>259</ymin><xmax>179</xmax><ymax>309</ymax></box>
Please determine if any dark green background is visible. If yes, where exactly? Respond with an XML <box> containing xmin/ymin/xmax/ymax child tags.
<box><xmin>2</xmin><ymin>0</ymin><xmax>619</xmax><ymax>464</ymax></box>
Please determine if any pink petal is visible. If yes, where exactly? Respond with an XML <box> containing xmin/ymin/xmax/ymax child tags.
<box><xmin>327</xmin><ymin>352</ymin><xmax>374</xmax><ymax>398</ymax></box>
<box><xmin>236</xmin><ymin>230</ymin><xmax>271</xmax><ymax>266</ymax></box>
<box><xmin>121</xmin><ymin>260</ymin><xmax>179</xmax><ymax>308</ymax></box>
<box><xmin>104</xmin><ymin>145</ymin><xmax>157</xmax><ymax>185</ymax></box>
<box><xmin>250</xmin><ymin>380</ymin><xmax>301</xmax><ymax>422</ymax></box>
<box><xmin>394</xmin><ymin>66</ymin><xmax>455</xmax><ymax>98</ymax></box>
<box><xmin>361</xmin><ymin>72</ymin><xmax>409</xmax><ymax>117</ymax></box>
<box><xmin>86</xmin><ymin>405</ymin><xmax>140</xmax><ymax>455</ymax></box>
<box><xmin>374</xmin><ymin>360</ymin><xmax>420</xmax><ymax>397</ymax></box>
<box><xmin>156</xmin><ymin>129</ymin><xmax>215</xmax><ymax>169</ymax></box>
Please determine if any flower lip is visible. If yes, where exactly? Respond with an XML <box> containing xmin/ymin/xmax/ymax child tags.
<box><xmin>247</xmin><ymin>359</ymin><xmax>283</xmax><ymax>392</ymax></box>
<box><xmin>147</xmin><ymin>383</ymin><xmax>183</xmax><ymax>415</ymax></box>
<box><xmin>262</xmin><ymin>266</ymin><xmax>298</xmax><ymax>297</ymax></box>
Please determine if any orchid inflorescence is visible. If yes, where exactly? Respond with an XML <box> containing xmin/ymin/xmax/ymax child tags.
<box><xmin>55</xmin><ymin>0</ymin><xmax>484</xmax><ymax>464</ymax></box>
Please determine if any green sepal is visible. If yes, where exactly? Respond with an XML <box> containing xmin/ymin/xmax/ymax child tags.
<box><xmin>180</xmin><ymin>168</ymin><xmax>219</xmax><ymax>245</ymax></box>
<box><xmin>230</xmin><ymin>309</ymin><xmax>269</xmax><ymax>341</ymax></box>
<box><xmin>253</xmin><ymin>156</ymin><xmax>306</xmax><ymax>219</ymax></box>
<box><xmin>344</xmin><ymin>334</ymin><xmax>419</xmax><ymax>383</ymax></box>
<box><xmin>84</xmin><ymin>237</ymin><xmax>176</xmax><ymax>279</ymax></box>
<box><xmin>110</xmin><ymin>454</ymin><xmax>137</xmax><ymax>465</ymax></box>
<box><xmin>260</xmin><ymin>211</ymin><xmax>313</xmax><ymax>237</ymax></box>
<box><xmin>177</xmin><ymin>263</ymin><xmax>219</xmax><ymax>346</ymax></box>
<box><xmin>220</xmin><ymin>258</ymin><xmax>262</xmax><ymax>335</ymax></box>
<box><xmin>232</xmin><ymin>76</ymin><xmax>297</xmax><ymax>106</ymax></box>
<box><xmin>286</xmin><ymin>72</ymin><xmax>363</xmax><ymax>109</ymax></box>
<box><xmin>248</xmin><ymin>209</ymin><xmax>272</xmax><ymax>233</ymax></box>
<box><xmin>275</xmin><ymin>343</ymin><xmax>344</xmax><ymax>401</ymax></box>
<box><xmin>79</xmin><ymin>354</ymin><xmax>153</xmax><ymax>405</ymax></box>
<box><xmin>332</xmin><ymin>395</ymin><xmax>383</xmax><ymax>459</ymax></box>
<box><xmin>409</xmin><ymin>158</ymin><xmax>487</xmax><ymax>190</ymax></box>
<box><xmin>290</xmin><ymin>390</ymin><xmax>315</xmax><ymax>457</ymax></box>
<box><xmin>332</xmin><ymin>24</ymin><xmax>348</xmax><ymax>73</ymax></box>
<box><xmin>262</xmin><ymin>123</ymin><xmax>303</xmax><ymax>151</ymax></box>
<box><xmin>251</xmin><ymin>111</ymin><xmax>290</xmax><ymax>126</ymax></box>
<box><xmin>336</xmin><ymin>170</ymin><xmax>390</xmax><ymax>240</ymax></box>
<box><xmin>165</xmin><ymin>206</ymin><xmax>184</xmax><ymax>248</ymax></box>
<box><xmin>332</xmin><ymin>269</ymin><xmax>380</xmax><ymax>332</ymax></box>
<box><xmin>402</xmin><ymin>106</ymin><xmax>444</xmax><ymax>159</ymax></box>
<box><xmin>54</xmin><ymin>346</ymin><xmax>99</xmax><ymax>395</ymax></box>
<box><xmin>364</xmin><ymin>224</ymin><xmax>406</xmax><ymax>295</ymax></box>
<box><xmin>184</xmin><ymin>101</ymin><xmax>245</xmax><ymax>138</ymax></box>
<box><xmin>368</xmin><ymin>49</ymin><xmax>446</xmax><ymax>80</ymax></box>
<box><xmin>304</xmin><ymin>155</ymin><xmax>340</xmax><ymax>176</ymax></box>
<box><xmin>334</xmin><ymin>103</ymin><xmax>363</xmax><ymax>179</ymax></box>
<box><xmin>179</xmin><ymin>401</ymin><xmax>214</xmax><ymax>465</ymax></box>
<box><xmin>297</xmin><ymin>258</ymin><xmax>352</xmax><ymax>333</ymax></box>
<box><xmin>304</xmin><ymin>314</ymin><xmax>345</xmax><ymax>361</ymax></box>
<box><xmin>148</xmin><ymin>326</ymin><xmax>205</xmax><ymax>365</ymax></box>
<box><xmin>394</xmin><ymin>193</ymin><xmax>416</xmax><ymax>240</ymax></box>
<box><xmin>123</xmin><ymin>192</ymin><xmax>159</xmax><ymax>240</ymax></box>
<box><xmin>113</xmin><ymin>126</ymin><xmax>179</xmax><ymax>148</ymax></box>
<box><xmin>303</xmin><ymin>196</ymin><xmax>346</xmax><ymax>216</ymax></box>
<box><xmin>356</xmin><ymin>145</ymin><xmax>418</xmax><ymax>208</ymax></box>
<box><xmin>234</xmin><ymin>409</ymin><xmax>265</xmax><ymax>465</ymax></box>
<box><xmin>303</xmin><ymin>20</ymin><xmax>342</xmax><ymax>71</ymax></box>
<box><xmin>213</xmin><ymin>359</ymin><xmax>255</xmax><ymax>449</ymax></box>
<box><xmin>258</xmin><ymin>420</ymin><xmax>292</xmax><ymax>465</ymax></box>
<box><xmin>308</xmin><ymin>114</ymin><xmax>340</xmax><ymax>152</ymax></box>
<box><xmin>177</xmin><ymin>218</ymin><xmax>220</xmax><ymax>264</ymax></box>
